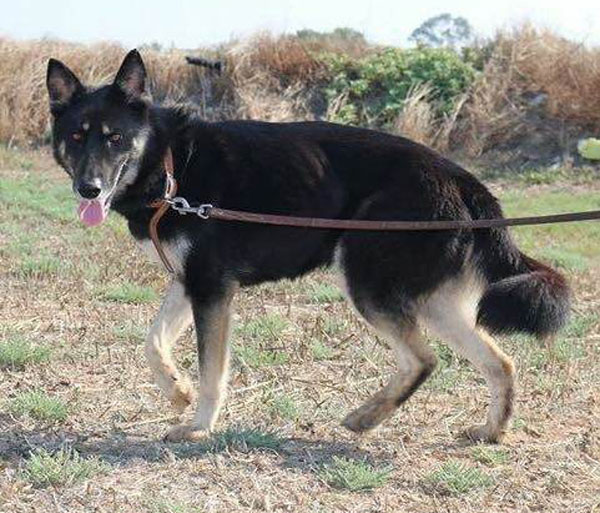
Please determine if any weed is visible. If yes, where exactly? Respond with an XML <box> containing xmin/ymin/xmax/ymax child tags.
<box><xmin>98</xmin><ymin>282</ymin><xmax>158</xmax><ymax>304</ymax></box>
<box><xmin>471</xmin><ymin>446</ymin><xmax>510</xmax><ymax>466</ymax></box>
<box><xmin>0</xmin><ymin>337</ymin><xmax>50</xmax><ymax>369</ymax></box>
<box><xmin>235</xmin><ymin>343</ymin><xmax>289</xmax><ymax>367</ymax></box>
<box><xmin>236</xmin><ymin>314</ymin><xmax>288</xmax><ymax>341</ymax></box>
<box><xmin>22</xmin><ymin>448</ymin><xmax>109</xmax><ymax>488</ymax></box>
<box><xmin>9</xmin><ymin>390</ymin><xmax>68</xmax><ymax>423</ymax></box>
<box><xmin>18</xmin><ymin>254</ymin><xmax>63</xmax><ymax>278</ymax></box>
<box><xmin>308</xmin><ymin>283</ymin><xmax>344</xmax><ymax>304</ymax></box>
<box><xmin>319</xmin><ymin>456</ymin><xmax>392</xmax><ymax>491</ymax></box>
<box><xmin>269</xmin><ymin>394</ymin><xmax>300</xmax><ymax>421</ymax></box>
<box><xmin>425</xmin><ymin>460</ymin><xmax>493</xmax><ymax>495</ymax></box>
<box><xmin>311</xmin><ymin>339</ymin><xmax>335</xmax><ymax>360</ymax></box>
<box><xmin>209</xmin><ymin>428</ymin><xmax>283</xmax><ymax>452</ymax></box>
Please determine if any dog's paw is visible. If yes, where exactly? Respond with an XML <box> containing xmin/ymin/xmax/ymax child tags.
<box><xmin>342</xmin><ymin>399</ymin><xmax>393</xmax><ymax>434</ymax></box>
<box><xmin>163</xmin><ymin>424</ymin><xmax>209</xmax><ymax>443</ymax></box>
<box><xmin>464</xmin><ymin>424</ymin><xmax>504</xmax><ymax>444</ymax></box>
<box><xmin>169</xmin><ymin>376</ymin><xmax>195</xmax><ymax>414</ymax></box>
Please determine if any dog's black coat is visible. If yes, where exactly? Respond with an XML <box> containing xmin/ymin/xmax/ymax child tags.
<box><xmin>48</xmin><ymin>51</ymin><xmax>570</xmax><ymax>338</ymax></box>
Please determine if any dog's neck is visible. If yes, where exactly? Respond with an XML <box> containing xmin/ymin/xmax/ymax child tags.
<box><xmin>110</xmin><ymin>106</ymin><xmax>188</xmax><ymax>220</ymax></box>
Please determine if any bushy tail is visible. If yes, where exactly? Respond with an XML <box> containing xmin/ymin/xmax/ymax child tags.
<box><xmin>454</xmin><ymin>172</ymin><xmax>571</xmax><ymax>339</ymax></box>
<box><xmin>476</xmin><ymin>253</ymin><xmax>571</xmax><ymax>338</ymax></box>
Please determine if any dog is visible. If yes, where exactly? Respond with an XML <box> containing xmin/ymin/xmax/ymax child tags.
<box><xmin>46</xmin><ymin>49</ymin><xmax>570</xmax><ymax>443</ymax></box>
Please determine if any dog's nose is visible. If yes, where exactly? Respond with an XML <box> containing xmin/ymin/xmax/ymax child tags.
<box><xmin>77</xmin><ymin>181</ymin><xmax>102</xmax><ymax>199</ymax></box>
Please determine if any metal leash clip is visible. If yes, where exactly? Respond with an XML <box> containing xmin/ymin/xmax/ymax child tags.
<box><xmin>167</xmin><ymin>197</ymin><xmax>213</xmax><ymax>219</ymax></box>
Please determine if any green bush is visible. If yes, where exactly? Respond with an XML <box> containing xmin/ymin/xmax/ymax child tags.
<box><xmin>324</xmin><ymin>47</ymin><xmax>476</xmax><ymax>127</ymax></box>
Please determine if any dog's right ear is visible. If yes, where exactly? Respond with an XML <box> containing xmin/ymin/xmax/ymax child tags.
<box><xmin>47</xmin><ymin>59</ymin><xmax>84</xmax><ymax>116</ymax></box>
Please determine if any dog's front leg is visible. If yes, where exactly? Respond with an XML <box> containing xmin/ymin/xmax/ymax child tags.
<box><xmin>145</xmin><ymin>279</ymin><xmax>195</xmax><ymax>413</ymax></box>
<box><xmin>165</xmin><ymin>287</ymin><xmax>234</xmax><ymax>442</ymax></box>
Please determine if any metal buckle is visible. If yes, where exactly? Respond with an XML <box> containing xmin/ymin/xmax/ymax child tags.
<box><xmin>167</xmin><ymin>197</ymin><xmax>212</xmax><ymax>219</ymax></box>
<box><xmin>197</xmin><ymin>204</ymin><xmax>213</xmax><ymax>219</ymax></box>
<box><xmin>169</xmin><ymin>197</ymin><xmax>192</xmax><ymax>214</ymax></box>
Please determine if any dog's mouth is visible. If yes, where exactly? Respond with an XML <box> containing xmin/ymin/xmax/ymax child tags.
<box><xmin>77</xmin><ymin>197</ymin><xmax>110</xmax><ymax>227</ymax></box>
<box><xmin>75</xmin><ymin>158</ymin><xmax>129</xmax><ymax>227</ymax></box>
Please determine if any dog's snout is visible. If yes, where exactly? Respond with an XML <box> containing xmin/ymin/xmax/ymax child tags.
<box><xmin>77</xmin><ymin>181</ymin><xmax>102</xmax><ymax>199</ymax></box>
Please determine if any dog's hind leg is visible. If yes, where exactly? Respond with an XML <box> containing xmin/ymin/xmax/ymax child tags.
<box><xmin>421</xmin><ymin>281</ymin><xmax>515</xmax><ymax>443</ymax></box>
<box><xmin>342</xmin><ymin>318</ymin><xmax>437</xmax><ymax>433</ymax></box>
<box><xmin>164</xmin><ymin>288</ymin><xmax>234</xmax><ymax>442</ymax></box>
<box><xmin>145</xmin><ymin>280</ymin><xmax>195</xmax><ymax>413</ymax></box>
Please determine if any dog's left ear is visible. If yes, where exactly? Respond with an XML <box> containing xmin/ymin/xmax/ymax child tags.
<box><xmin>113</xmin><ymin>49</ymin><xmax>146</xmax><ymax>100</ymax></box>
<box><xmin>47</xmin><ymin>59</ymin><xmax>84</xmax><ymax>116</ymax></box>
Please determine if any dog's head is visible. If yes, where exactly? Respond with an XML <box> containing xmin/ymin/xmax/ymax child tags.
<box><xmin>47</xmin><ymin>49</ymin><xmax>151</xmax><ymax>226</ymax></box>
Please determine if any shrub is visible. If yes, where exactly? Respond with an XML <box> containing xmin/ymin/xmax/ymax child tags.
<box><xmin>324</xmin><ymin>47</ymin><xmax>476</xmax><ymax>128</ymax></box>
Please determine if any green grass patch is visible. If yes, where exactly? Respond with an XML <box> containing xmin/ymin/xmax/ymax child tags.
<box><xmin>0</xmin><ymin>337</ymin><xmax>51</xmax><ymax>369</ymax></box>
<box><xmin>0</xmin><ymin>174</ymin><xmax>74</xmax><ymax>223</ymax></box>
<box><xmin>471</xmin><ymin>446</ymin><xmax>510</xmax><ymax>466</ymax></box>
<box><xmin>146</xmin><ymin>500</ymin><xmax>196</xmax><ymax>513</ymax></box>
<box><xmin>425</xmin><ymin>460</ymin><xmax>493</xmax><ymax>495</ymax></box>
<box><xmin>22</xmin><ymin>448</ymin><xmax>109</xmax><ymax>488</ymax></box>
<box><xmin>18</xmin><ymin>254</ymin><xmax>64</xmax><ymax>278</ymax></box>
<box><xmin>311</xmin><ymin>339</ymin><xmax>335</xmax><ymax>360</ymax></box>
<box><xmin>537</xmin><ymin>247</ymin><xmax>589</xmax><ymax>272</ymax></box>
<box><xmin>236</xmin><ymin>314</ymin><xmax>288</xmax><ymax>341</ymax></box>
<box><xmin>9</xmin><ymin>390</ymin><xmax>68</xmax><ymax>423</ymax></box>
<box><xmin>235</xmin><ymin>344</ymin><xmax>289</xmax><ymax>367</ymax></box>
<box><xmin>308</xmin><ymin>283</ymin><xmax>344</xmax><ymax>304</ymax></box>
<box><xmin>499</xmin><ymin>189</ymin><xmax>600</xmax><ymax>267</ymax></box>
<box><xmin>98</xmin><ymin>282</ymin><xmax>158</xmax><ymax>304</ymax></box>
<box><xmin>319</xmin><ymin>456</ymin><xmax>392</xmax><ymax>492</ymax></box>
<box><xmin>268</xmin><ymin>394</ymin><xmax>300</xmax><ymax>421</ymax></box>
<box><xmin>209</xmin><ymin>428</ymin><xmax>283</xmax><ymax>452</ymax></box>
<box><xmin>111</xmin><ymin>321</ymin><xmax>146</xmax><ymax>341</ymax></box>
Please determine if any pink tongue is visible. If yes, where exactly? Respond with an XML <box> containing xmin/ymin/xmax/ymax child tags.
<box><xmin>78</xmin><ymin>199</ymin><xmax>107</xmax><ymax>227</ymax></box>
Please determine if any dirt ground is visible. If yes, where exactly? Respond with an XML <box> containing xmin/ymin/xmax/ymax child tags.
<box><xmin>1</xmin><ymin>148</ymin><xmax>599</xmax><ymax>512</ymax></box>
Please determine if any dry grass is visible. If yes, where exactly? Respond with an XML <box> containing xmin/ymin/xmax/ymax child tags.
<box><xmin>2</xmin><ymin>26</ymin><xmax>600</xmax><ymax>164</ymax></box>
<box><xmin>457</xmin><ymin>25</ymin><xmax>600</xmax><ymax>157</ymax></box>
<box><xmin>1</xmin><ymin>147</ymin><xmax>599</xmax><ymax>512</ymax></box>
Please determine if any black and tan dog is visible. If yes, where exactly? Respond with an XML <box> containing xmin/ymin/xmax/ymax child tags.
<box><xmin>46</xmin><ymin>49</ymin><xmax>570</xmax><ymax>443</ymax></box>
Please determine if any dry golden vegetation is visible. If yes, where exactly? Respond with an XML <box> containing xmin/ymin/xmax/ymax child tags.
<box><xmin>1</xmin><ymin>146</ymin><xmax>599</xmax><ymax>512</ymax></box>
<box><xmin>1</xmin><ymin>25</ymin><xmax>600</xmax><ymax>167</ymax></box>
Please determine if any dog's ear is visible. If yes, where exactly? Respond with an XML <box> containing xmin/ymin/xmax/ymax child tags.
<box><xmin>113</xmin><ymin>49</ymin><xmax>146</xmax><ymax>100</ymax></box>
<box><xmin>47</xmin><ymin>59</ymin><xmax>84</xmax><ymax>116</ymax></box>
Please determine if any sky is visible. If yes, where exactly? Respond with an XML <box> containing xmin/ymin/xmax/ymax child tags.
<box><xmin>2</xmin><ymin>0</ymin><xmax>599</xmax><ymax>49</ymax></box>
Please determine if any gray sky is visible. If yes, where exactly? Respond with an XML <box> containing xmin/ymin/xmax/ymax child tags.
<box><xmin>2</xmin><ymin>0</ymin><xmax>599</xmax><ymax>48</ymax></box>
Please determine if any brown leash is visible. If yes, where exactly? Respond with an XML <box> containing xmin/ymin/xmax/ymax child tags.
<box><xmin>148</xmin><ymin>147</ymin><xmax>177</xmax><ymax>273</ymax></box>
<box><xmin>148</xmin><ymin>147</ymin><xmax>600</xmax><ymax>273</ymax></box>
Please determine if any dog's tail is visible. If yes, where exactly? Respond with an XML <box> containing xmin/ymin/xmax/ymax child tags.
<box><xmin>476</xmin><ymin>251</ymin><xmax>571</xmax><ymax>338</ymax></box>
<box><xmin>460</xmin><ymin>179</ymin><xmax>571</xmax><ymax>338</ymax></box>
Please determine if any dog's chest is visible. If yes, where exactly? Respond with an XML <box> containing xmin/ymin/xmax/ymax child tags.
<box><xmin>136</xmin><ymin>236</ymin><xmax>191</xmax><ymax>274</ymax></box>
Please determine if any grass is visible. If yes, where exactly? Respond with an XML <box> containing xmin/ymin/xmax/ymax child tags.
<box><xmin>308</xmin><ymin>282</ymin><xmax>344</xmax><ymax>304</ymax></box>
<box><xmin>98</xmin><ymin>282</ymin><xmax>158</xmax><ymax>304</ymax></box>
<box><xmin>425</xmin><ymin>461</ymin><xmax>494</xmax><ymax>495</ymax></box>
<box><xmin>209</xmin><ymin>428</ymin><xmax>283</xmax><ymax>452</ymax></box>
<box><xmin>0</xmin><ymin>337</ymin><xmax>51</xmax><ymax>369</ymax></box>
<box><xmin>22</xmin><ymin>448</ymin><xmax>109</xmax><ymax>488</ymax></box>
<box><xmin>234</xmin><ymin>343</ymin><xmax>289</xmax><ymax>367</ymax></box>
<box><xmin>9</xmin><ymin>390</ymin><xmax>68</xmax><ymax>423</ymax></box>
<box><xmin>471</xmin><ymin>446</ymin><xmax>510</xmax><ymax>466</ymax></box>
<box><xmin>18</xmin><ymin>254</ymin><xmax>64</xmax><ymax>278</ymax></box>
<box><xmin>2</xmin><ymin>149</ymin><xmax>600</xmax><ymax>512</ymax></box>
<box><xmin>311</xmin><ymin>339</ymin><xmax>335</xmax><ymax>360</ymax></box>
<box><xmin>319</xmin><ymin>457</ymin><xmax>392</xmax><ymax>492</ymax></box>
<box><xmin>268</xmin><ymin>394</ymin><xmax>300</xmax><ymax>421</ymax></box>
<box><xmin>236</xmin><ymin>314</ymin><xmax>288</xmax><ymax>341</ymax></box>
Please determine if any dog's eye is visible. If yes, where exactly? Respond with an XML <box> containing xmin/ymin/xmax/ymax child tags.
<box><xmin>72</xmin><ymin>132</ymin><xmax>83</xmax><ymax>142</ymax></box>
<box><xmin>108</xmin><ymin>133</ymin><xmax>122</xmax><ymax>143</ymax></box>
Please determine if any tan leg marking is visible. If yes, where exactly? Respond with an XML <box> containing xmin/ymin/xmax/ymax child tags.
<box><xmin>145</xmin><ymin>280</ymin><xmax>195</xmax><ymax>413</ymax></box>
<box><xmin>420</xmin><ymin>274</ymin><xmax>515</xmax><ymax>443</ymax></box>
<box><xmin>165</xmin><ymin>291</ymin><xmax>234</xmax><ymax>443</ymax></box>
<box><xmin>343</xmin><ymin>320</ymin><xmax>436</xmax><ymax>433</ymax></box>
